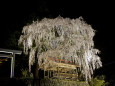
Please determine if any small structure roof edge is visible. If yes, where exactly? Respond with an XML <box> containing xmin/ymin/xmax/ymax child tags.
<box><xmin>0</xmin><ymin>48</ymin><xmax>22</xmax><ymax>54</ymax></box>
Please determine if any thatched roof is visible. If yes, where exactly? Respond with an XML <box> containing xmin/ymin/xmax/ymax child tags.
<box><xmin>18</xmin><ymin>16</ymin><xmax>102</xmax><ymax>81</ymax></box>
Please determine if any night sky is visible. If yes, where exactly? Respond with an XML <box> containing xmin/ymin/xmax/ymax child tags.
<box><xmin>0</xmin><ymin>0</ymin><xmax>115</xmax><ymax>81</ymax></box>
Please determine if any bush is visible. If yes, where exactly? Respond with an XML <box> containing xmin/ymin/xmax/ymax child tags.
<box><xmin>21</xmin><ymin>69</ymin><xmax>28</xmax><ymax>78</ymax></box>
<box><xmin>89</xmin><ymin>75</ymin><xmax>106</xmax><ymax>86</ymax></box>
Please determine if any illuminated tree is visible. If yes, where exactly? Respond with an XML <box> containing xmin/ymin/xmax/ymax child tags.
<box><xmin>18</xmin><ymin>16</ymin><xmax>102</xmax><ymax>81</ymax></box>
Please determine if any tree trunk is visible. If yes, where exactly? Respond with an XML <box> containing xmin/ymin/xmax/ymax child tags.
<box><xmin>35</xmin><ymin>63</ymin><xmax>39</xmax><ymax>79</ymax></box>
<box><xmin>34</xmin><ymin>50</ymin><xmax>40</xmax><ymax>86</ymax></box>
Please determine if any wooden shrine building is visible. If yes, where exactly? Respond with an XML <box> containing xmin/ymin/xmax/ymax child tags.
<box><xmin>40</xmin><ymin>57</ymin><xmax>80</xmax><ymax>80</ymax></box>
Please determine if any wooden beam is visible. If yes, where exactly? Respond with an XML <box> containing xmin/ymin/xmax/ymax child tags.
<box><xmin>0</xmin><ymin>54</ymin><xmax>12</xmax><ymax>58</ymax></box>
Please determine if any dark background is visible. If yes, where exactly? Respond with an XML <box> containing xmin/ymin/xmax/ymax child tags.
<box><xmin>0</xmin><ymin>0</ymin><xmax>115</xmax><ymax>82</ymax></box>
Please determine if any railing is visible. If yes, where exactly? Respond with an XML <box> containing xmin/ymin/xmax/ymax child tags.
<box><xmin>48</xmin><ymin>57</ymin><xmax>75</xmax><ymax>65</ymax></box>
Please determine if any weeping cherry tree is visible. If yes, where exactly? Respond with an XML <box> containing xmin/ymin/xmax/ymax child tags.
<box><xmin>18</xmin><ymin>16</ymin><xmax>102</xmax><ymax>81</ymax></box>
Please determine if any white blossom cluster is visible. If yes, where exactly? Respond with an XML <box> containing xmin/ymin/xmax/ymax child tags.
<box><xmin>18</xmin><ymin>16</ymin><xmax>102</xmax><ymax>81</ymax></box>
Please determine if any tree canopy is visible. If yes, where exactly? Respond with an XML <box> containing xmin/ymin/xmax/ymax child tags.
<box><xmin>18</xmin><ymin>16</ymin><xmax>102</xmax><ymax>81</ymax></box>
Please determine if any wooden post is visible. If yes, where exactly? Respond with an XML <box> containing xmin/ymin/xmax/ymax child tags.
<box><xmin>13</xmin><ymin>53</ymin><xmax>15</xmax><ymax>77</ymax></box>
<box><xmin>48</xmin><ymin>70</ymin><xmax>49</xmax><ymax>78</ymax></box>
<box><xmin>53</xmin><ymin>70</ymin><xmax>54</xmax><ymax>78</ymax></box>
<box><xmin>10</xmin><ymin>57</ymin><xmax>13</xmax><ymax>78</ymax></box>
<box><xmin>44</xmin><ymin>69</ymin><xmax>45</xmax><ymax>79</ymax></box>
<box><xmin>58</xmin><ymin>67</ymin><xmax>60</xmax><ymax>79</ymax></box>
<box><xmin>10</xmin><ymin>53</ymin><xmax>15</xmax><ymax>78</ymax></box>
<box><xmin>50</xmin><ymin>70</ymin><xmax>52</xmax><ymax>78</ymax></box>
<box><xmin>64</xmin><ymin>68</ymin><xmax>66</xmax><ymax>79</ymax></box>
<box><xmin>76</xmin><ymin>68</ymin><xmax>78</xmax><ymax>80</ymax></box>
